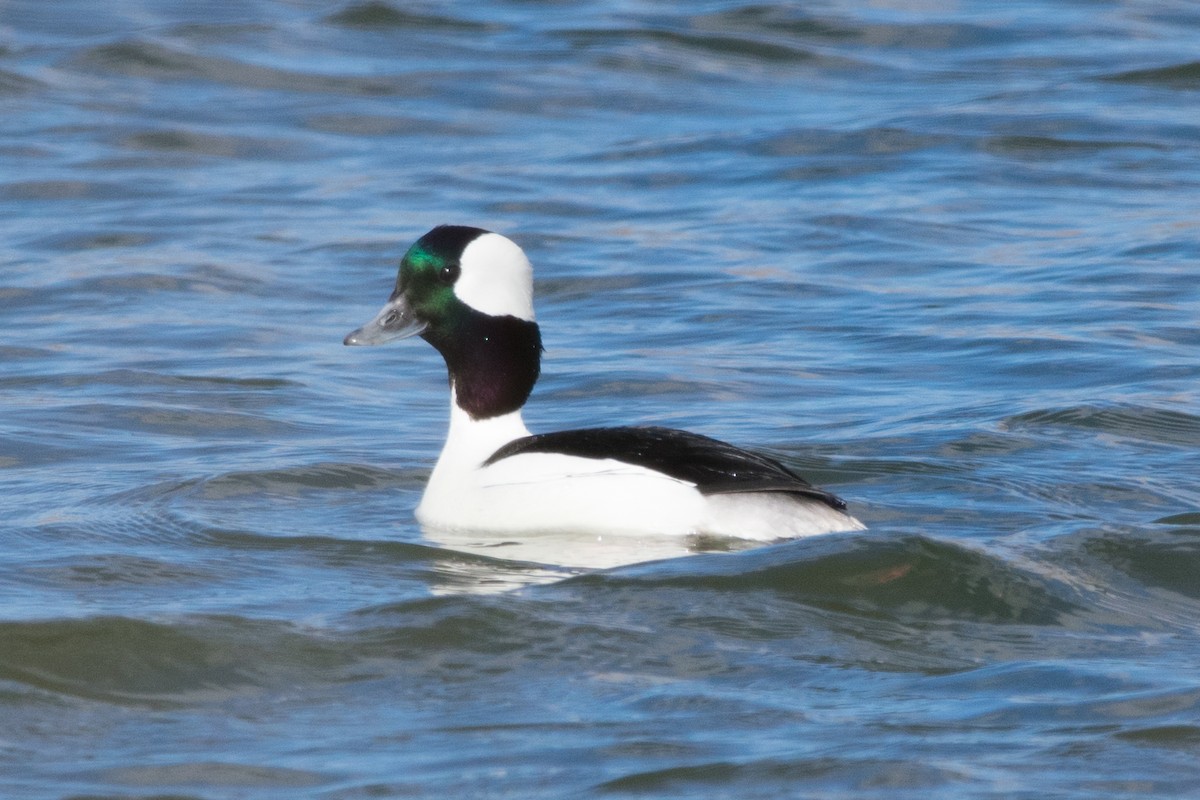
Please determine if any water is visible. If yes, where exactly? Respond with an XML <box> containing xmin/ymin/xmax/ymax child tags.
<box><xmin>3</xmin><ymin>0</ymin><xmax>1200</xmax><ymax>797</ymax></box>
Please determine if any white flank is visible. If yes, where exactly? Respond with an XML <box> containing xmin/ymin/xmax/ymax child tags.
<box><xmin>701</xmin><ymin>493</ymin><xmax>866</xmax><ymax>540</ymax></box>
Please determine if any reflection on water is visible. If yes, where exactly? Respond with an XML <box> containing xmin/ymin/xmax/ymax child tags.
<box><xmin>423</xmin><ymin>525</ymin><xmax>742</xmax><ymax>575</ymax></box>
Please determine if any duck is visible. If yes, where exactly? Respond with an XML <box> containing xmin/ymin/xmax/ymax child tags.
<box><xmin>344</xmin><ymin>225</ymin><xmax>865</xmax><ymax>541</ymax></box>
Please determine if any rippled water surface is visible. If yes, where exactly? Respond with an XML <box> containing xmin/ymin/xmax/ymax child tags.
<box><xmin>3</xmin><ymin>1</ymin><xmax>1200</xmax><ymax>797</ymax></box>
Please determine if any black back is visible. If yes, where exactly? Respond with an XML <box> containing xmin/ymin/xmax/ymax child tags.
<box><xmin>484</xmin><ymin>425</ymin><xmax>848</xmax><ymax>510</ymax></box>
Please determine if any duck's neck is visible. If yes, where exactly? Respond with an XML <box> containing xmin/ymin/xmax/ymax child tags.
<box><xmin>443</xmin><ymin>392</ymin><xmax>531</xmax><ymax>468</ymax></box>
<box><xmin>423</xmin><ymin>312</ymin><xmax>542</xmax><ymax>421</ymax></box>
<box><xmin>421</xmin><ymin>391</ymin><xmax>529</xmax><ymax>515</ymax></box>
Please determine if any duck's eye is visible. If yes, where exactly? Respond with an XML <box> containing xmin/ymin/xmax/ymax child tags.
<box><xmin>383</xmin><ymin>310</ymin><xmax>399</xmax><ymax>326</ymax></box>
<box><xmin>439</xmin><ymin>264</ymin><xmax>460</xmax><ymax>284</ymax></box>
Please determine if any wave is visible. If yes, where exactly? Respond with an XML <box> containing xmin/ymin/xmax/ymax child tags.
<box><xmin>4</xmin><ymin>524</ymin><xmax>1197</xmax><ymax>709</ymax></box>
<box><xmin>1103</xmin><ymin>61</ymin><xmax>1200</xmax><ymax>89</ymax></box>
<box><xmin>0</xmin><ymin>615</ymin><xmax>334</xmax><ymax>705</ymax></box>
<box><xmin>1003</xmin><ymin>403</ymin><xmax>1200</xmax><ymax>447</ymax></box>
<box><xmin>75</xmin><ymin>38</ymin><xmax>418</xmax><ymax>96</ymax></box>
<box><xmin>573</xmin><ymin>533</ymin><xmax>1080</xmax><ymax>625</ymax></box>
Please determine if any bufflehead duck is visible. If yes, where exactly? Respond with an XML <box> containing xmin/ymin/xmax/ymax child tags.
<box><xmin>345</xmin><ymin>225</ymin><xmax>864</xmax><ymax>541</ymax></box>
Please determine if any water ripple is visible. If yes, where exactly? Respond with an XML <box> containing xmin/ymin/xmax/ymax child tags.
<box><xmin>1105</xmin><ymin>61</ymin><xmax>1200</xmax><ymax>88</ymax></box>
<box><xmin>326</xmin><ymin>2</ymin><xmax>497</xmax><ymax>32</ymax></box>
<box><xmin>75</xmin><ymin>38</ymin><xmax>422</xmax><ymax>95</ymax></box>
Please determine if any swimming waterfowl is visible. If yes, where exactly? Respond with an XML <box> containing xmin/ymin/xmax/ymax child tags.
<box><xmin>345</xmin><ymin>225</ymin><xmax>864</xmax><ymax>540</ymax></box>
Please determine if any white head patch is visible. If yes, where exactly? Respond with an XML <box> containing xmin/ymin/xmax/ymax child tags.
<box><xmin>453</xmin><ymin>232</ymin><xmax>536</xmax><ymax>321</ymax></box>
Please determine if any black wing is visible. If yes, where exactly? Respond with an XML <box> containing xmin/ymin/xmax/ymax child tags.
<box><xmin>483</xmin><ymin>426</ymin><xmax>848</xmax><ymax>511</ymax></box>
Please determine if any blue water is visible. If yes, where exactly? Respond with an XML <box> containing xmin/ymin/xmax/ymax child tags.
<box><xmin>3</xmin><ymin>1</ymin><xmax>1200</xmax><ymax>797</ymax></box>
